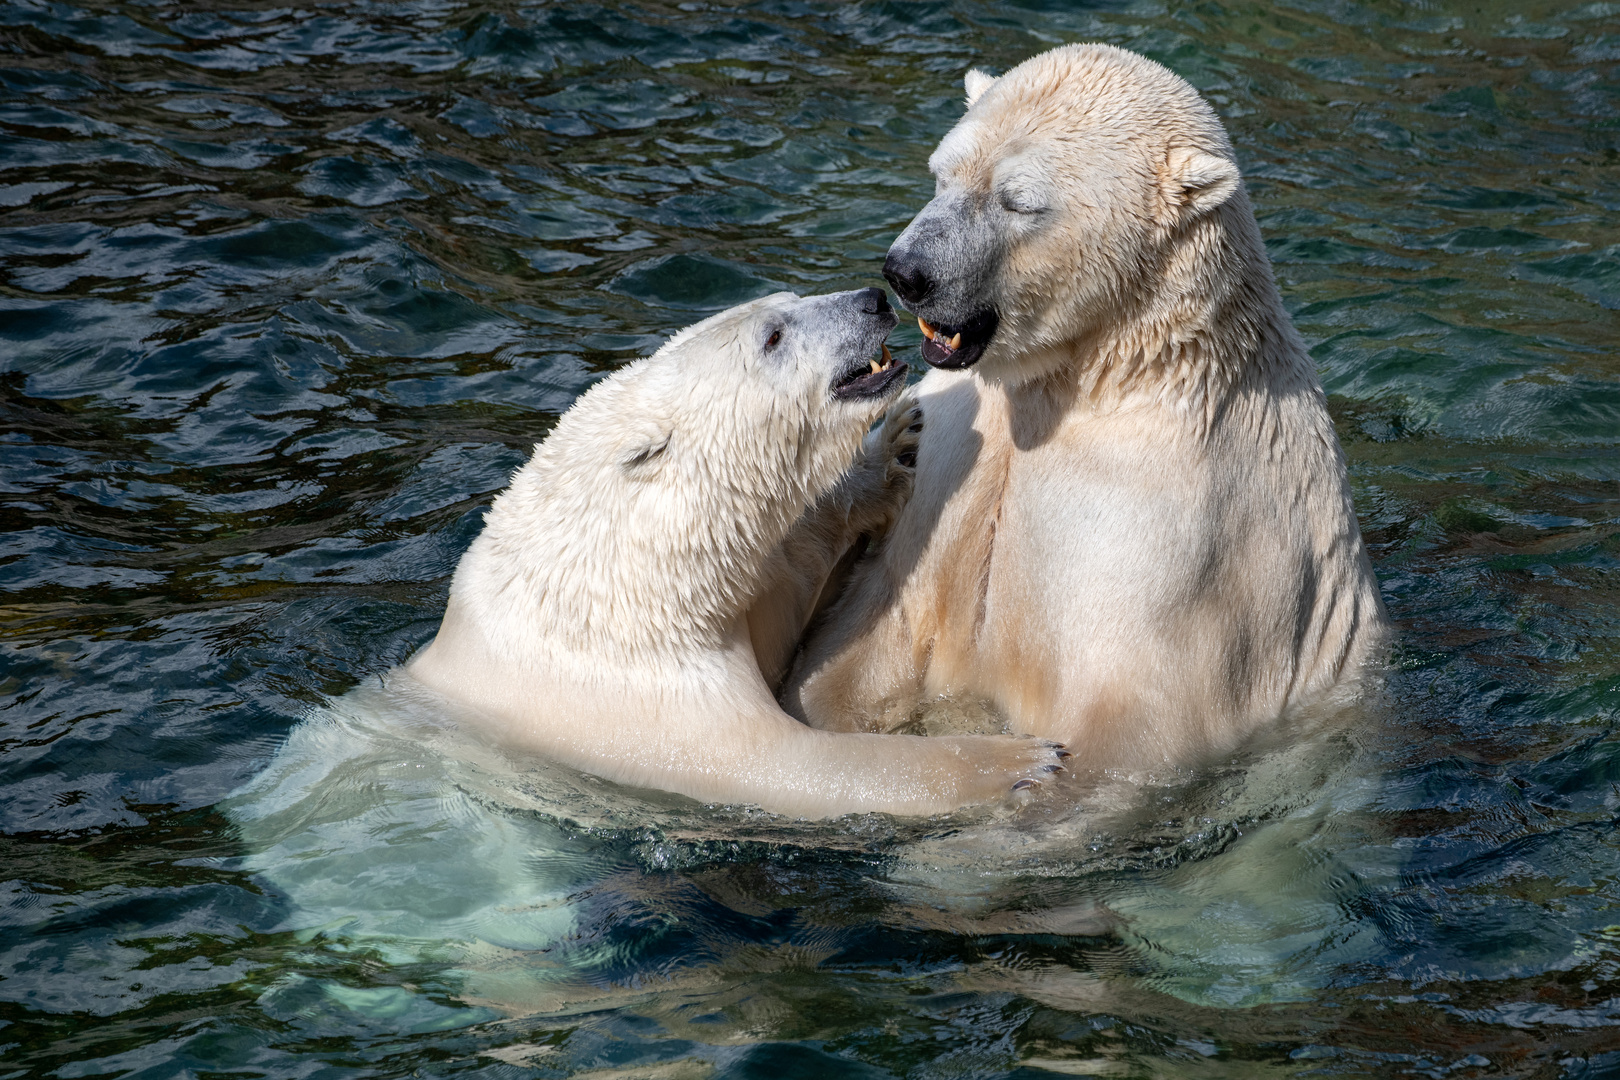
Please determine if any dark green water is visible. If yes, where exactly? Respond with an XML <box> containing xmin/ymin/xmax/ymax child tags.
<box><xmin>3</xmin><ymin>1</ymin><xmax>1619</xmax><ymax>1076</ymax></box>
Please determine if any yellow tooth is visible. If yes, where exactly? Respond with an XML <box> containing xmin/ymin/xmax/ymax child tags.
<box><xmin>918</xmin><ymin>317</ymin><xmax>936</xmax><ymax>340</ymax></box>
<box><xmin>881</xmin><ymin>343</ymin><xmax>892</xmax><ymax>366</ymax></box>
<box><xmin>948</xmin><ymin>332</ymin><xmax>962</xmax><ymax>349</ymax></box>
<box><xmin>870</xmin><ymin>358</ymin><xmax>882</xmax><ymax>374</ymax></box>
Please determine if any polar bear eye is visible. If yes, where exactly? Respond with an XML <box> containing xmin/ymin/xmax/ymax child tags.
<box><xmin>998</xmin><ymin>188</ymin><xmax>1045</xmax><ymax>215</ymax></box>
<box><xmin>765</xmin><ymin>328</ymin><xmax>783</xmax><ymax>349</ymax></box>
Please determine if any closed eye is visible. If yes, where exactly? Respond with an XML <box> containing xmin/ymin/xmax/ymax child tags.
<box><xmin>999</xmin><ymin>189</ymin><xmax>1045</xmax><ymax>214</ymax></box>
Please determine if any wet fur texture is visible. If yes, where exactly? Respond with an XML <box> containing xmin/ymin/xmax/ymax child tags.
<box><xmin>782</xmin><ymin>46</ymin><xmax>1388</xmax><ymax>769</ymax></box>
<box><xmin>407</xmin><ymin>291</ymin><xmax>1064</xmax><ymax>817</ymax></box>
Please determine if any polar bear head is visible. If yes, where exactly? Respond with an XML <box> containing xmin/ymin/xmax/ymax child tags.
<box><xmin>457</xmin><ymin>288</ymin><xmax>904</xmax><ymax>658</ymax></box>
<box><xmin>885</xmin><ymin>44</ymin><xmax>1269</xmax><ymax>388</ymax></box>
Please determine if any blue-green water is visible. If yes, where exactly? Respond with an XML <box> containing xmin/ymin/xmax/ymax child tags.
<box><xmin>3</xmin><ymin>1</ymin><xmax>1619</xmax><ymax>1076</ymax></box>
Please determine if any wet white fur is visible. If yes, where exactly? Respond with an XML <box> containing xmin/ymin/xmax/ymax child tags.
<box><xmin>407</xmin><ymin>293</ymin><xmax>1062</xmax><ymax>817</ymax></box>
<box><xmin>783</xmin><ymin>46</ymin><xmax>1388</xmax><ymax>768</ymax></box>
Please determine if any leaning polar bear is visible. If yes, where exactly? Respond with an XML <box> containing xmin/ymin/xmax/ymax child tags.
<box><xmin>406</xmin><ymin>288</ymin><xmax>1064</xmax><ymax>818</ymax></box>
<box><xmin>782</xmin><ymin>45</ymin><xmax>1389</xmax><ymax>766</ymax></box>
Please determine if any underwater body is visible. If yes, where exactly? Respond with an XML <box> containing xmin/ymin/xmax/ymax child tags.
<box><xmin>2</xmin><ymin>1</ymin><xmax>1619</xmax><ymax>1077</ymax></box>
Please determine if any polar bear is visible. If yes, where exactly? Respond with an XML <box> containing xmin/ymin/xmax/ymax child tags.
<box><xmin>781</xmin><ymin>46</ymin><xmax>1388</xmax><ymax>768</ymax></box>
<box><xmin>405</xmin><ymin>288</ymin><xmax>1065</xmax><ymax>818</ymax></box>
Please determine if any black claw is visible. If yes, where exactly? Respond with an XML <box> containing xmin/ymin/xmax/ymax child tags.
<box><xmin>1042</xmin><ymin>764</ymin><xmax>1064</xmax><ymax>774</ymax></box>
<box><xmin>907</xmin><ymin>422</ymin><xmax>923</xmax><ymax>433</ymax></box>
<box><xmin>896</xmin><ymin>452</ymin><xmax>916</xmax><ymax>467</ymax></box>
<box><xmin>1012</xmin><ymin>778</ymin><xmax>1038</xmax><ymax>791</ymax></box>
<box><xmin>1055</xmin><ymin>750</ymin><xmax>1072</xmax><ymax>760</ymax></box>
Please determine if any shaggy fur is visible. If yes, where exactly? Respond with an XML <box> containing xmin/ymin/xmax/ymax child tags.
<box><xmin>407</xmin><ymin>290</ymin><xmax>1064</xmax><ymax>817</ymax></box>
<box><xmin>782</xmin><ymin>46</ymin><xmax>1388</xmax><ymax>768</ymax></box>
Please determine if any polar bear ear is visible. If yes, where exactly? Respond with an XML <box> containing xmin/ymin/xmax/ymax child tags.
<box><xmin>619</xmin><ymin>430</ymin><xmax>671</xmax><ymax>475</ymax></box>
<box><xmin>1164</xmin><ymin>146</ymin><xmax>1241</xmax><ymax>217</ymax></box>
<box><xmin>964</xmin><ymin>69</ymin><xmax>998</xmax><ymax>107</ymax></box>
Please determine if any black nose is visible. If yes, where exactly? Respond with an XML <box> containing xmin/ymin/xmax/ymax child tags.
<box><xmin>855</xmin><ymin>286</ymin><xmax>891</xmax><ymax>315</ymax></box>
<box><xmin>883</xmin><ymin>250</ymin><xmax>932</xmax><ymax>307</ymax></box>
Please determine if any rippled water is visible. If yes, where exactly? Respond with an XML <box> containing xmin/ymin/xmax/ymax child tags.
<box><xmin>3</xmin><ymin>1</ymin><xmax>1619</xmax><ymax>1076</ymax></box>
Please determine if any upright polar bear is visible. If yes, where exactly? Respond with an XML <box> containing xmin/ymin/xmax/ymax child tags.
<box><xmin>782</xmin><ymin>45</ymin><xmax>1388</xmax><ymax>767</ymax></box>
<box><xmin>406</xmin><ymin>288</ymin><xmax>1064</xmax><ymax>818</ymax></box>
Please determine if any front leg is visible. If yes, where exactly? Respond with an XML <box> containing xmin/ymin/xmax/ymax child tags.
<box><xmin>780</xmin><ymin>370</ymin><xmax>991</xmax><ymax>735</ymax></box>
<box><xmin>747</xmin><ymin>394</ymin><xmax>922</xmax><ymax>687</ymax></box>
<box><xmin>777</xmin><ymin>542</ymin><xmax>922</xmax><ymax>733</ymax></box>
<box><xmin>768</xmin><ymin>402</ymin><xmax>929</xmax><ymax>733</ymax></box>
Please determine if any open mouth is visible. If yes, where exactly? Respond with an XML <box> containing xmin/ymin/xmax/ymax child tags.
<box><xmin>917</xmin><ymin>309</ymin><xmax>1000</xmax><ymax>370</ymax></box>
<box><xmin>831</xmin><ymin>341</ymin><xmax>908</xmax><ymax>400</ymax></box>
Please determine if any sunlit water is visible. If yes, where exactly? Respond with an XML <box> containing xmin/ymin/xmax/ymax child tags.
<box><xmin>3</xmin><ymin>1</ymin><xmax>1618</xmax><ymax>1076</ymax></box>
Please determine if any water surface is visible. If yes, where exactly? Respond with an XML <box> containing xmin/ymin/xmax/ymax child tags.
<box><xmin>3</xmin><ymin>1</ymin><xmax>1619</xmax><ymax>1076</ymax></box>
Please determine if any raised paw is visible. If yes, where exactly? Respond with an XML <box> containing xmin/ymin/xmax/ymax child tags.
<box><xmin>883</xmin><ymin>395</ymin><xmax>923</xmax><ymax>479</ymax></box>
<box><xmin>846</xmin><ymin>390</ymin><xmax>923</xmax><ymax>539</ymax></box>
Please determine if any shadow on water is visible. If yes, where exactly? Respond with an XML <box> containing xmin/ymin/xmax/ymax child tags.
<box><xmin>2</xmin><ymin>0</ymin><xmax>1618</xmax><ymax>1076</ymax></box>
